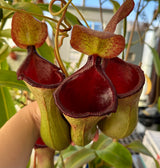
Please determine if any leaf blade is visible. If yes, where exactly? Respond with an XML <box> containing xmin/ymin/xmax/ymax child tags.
<box><xmin>147</xmin><ymin>44</ymin><xmax>160</xmax><ymax>77</ymax></box>
<box><xmin>0</xmin><ymin>87</ymin><xmax>16</xmax><ymax>127</ymax></box>
<box><xmin>13</xmin><ymin>2</ymin><xmax>43</xmax><ymax>20</ymax></box>
<box><xmin>91</xmin><ymin>133</ymin><xmax>113</xmax><ymax>150</ymax></box>
<box><xmin>37</xmin><ymin>42</ymin><xmax>55</xmax><ymax>63</ymax></box>
<box><xmin>38</xmin><ymin>3</ymin><xmax>81</xmax><ymax>26</ymax></box>
<box><xmin>109</xmin><ymin>0</ymin><xmax>120</xmax><ymax>13</ymax></box>
<box><xmin>65</xmin><ymin>148</ymin><xmax>96</xmax><ymax>168</ymax></box>
<box><xmin>0</xmin><ymin>70</ymin><xmax>29</xmax><ymax>91</ymax></box>
<box><xmin>126</xmin><ymin>140</ymin><xmax>160</xmax><ymax>168</ymax></box>
<box><xmin>96</xmin><ymin>141</ymin><xmax>132</xmax><ymax>168</ymax></box>
<box><xmin>0</xmin><ymin>0</ymin><xmax>14</xmax><ymax>19</ymax></box>
<box><xmin>0</xmin><ymin>44</ymin><xmax>11</xmax><ymax>63</ymax></box>
<box><xmin>0</xmin><ymin>29</ymin><xmax>11</xmax><ymax>38</ymax></box>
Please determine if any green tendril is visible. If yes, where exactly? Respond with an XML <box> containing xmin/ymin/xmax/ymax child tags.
<box><xmin>71</xmin><ymin>2</ymin><xmax>90</xmax><ymax>28</ymax></box>
<box><xmin>49</xmin><ymin>0</ymin><xmax>72</xmax><ymax>16</ymax></box>
<box><xmin>49</xmin><ymin>0</ymin><xmax>72</xmax><ymax>76</ymax></box>
<box><xmin>0</xmin><ymin>5</ymin><xmax>57</xmax><ymax>22</ymax></box>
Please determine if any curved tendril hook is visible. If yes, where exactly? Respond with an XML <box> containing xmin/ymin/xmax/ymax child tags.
<box><xmin>58</xmin><ymin>36</ymin><xmax>67</xmax><ymax>48</ymax></box>
<box><xmin>49</xmin><ymin>0</ymin><xmax>72</xmax><ymax>16</ymax></box>
<box><xmin>49</xmin><ymin>0</ymin><xmax>72</xmax><ymax>32</ymax></box>
<box><xmin>49</xmin><ymin>0</ymin><xmax>72</xmax><ymax>76</ymax></box>
<box><xmin>58</xmin><ymin>31</ymin><xmax>69</xmax><ymax>36</ymax></box>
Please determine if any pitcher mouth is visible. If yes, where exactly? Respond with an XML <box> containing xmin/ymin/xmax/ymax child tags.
<box><xmin>17</xmin><ymin>46</ymin><xmax>65</xmax><ymax>89</ymax></box>
<box><xmin>102</xmin><ymin>57</ymin><xmax>145</xmax><ymax>99</ymax></box>
<box><xmin>54</xmin><ymin>55</ymin><xmax>118</xmax><ymax>118</ymax></box>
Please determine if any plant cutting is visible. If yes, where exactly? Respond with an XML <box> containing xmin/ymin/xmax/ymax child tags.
<box><xmin>11</xmin><ymin>0</ymin><xmax>144</xmax><ymax>162</ymax></box>
<box><xmin>0</xmin><ymin>0</ymin><xmax>159</xmax><ymax>167</ymax></box>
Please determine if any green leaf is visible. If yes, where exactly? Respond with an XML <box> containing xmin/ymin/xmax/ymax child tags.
<box><xmin>62</xmin><ymin>146</ymin><xmax>79</xmax><ymax>159</ymax></box>
<box><xmin>0</xmin><ymin>29</ymin><xmax>11</xmax><ymax>38</ymax></box>
<box><xmin>0</xmin><ymin>38</ymin><xmax>6</xmax><ymax>44</ymax></box>
<box><xmin>109</xmin><ymin>0</ymin><xmax>120</xmax><ymax>13</ymax></box>
<box><xmin>11</xmin><ymin>47</ymin><xmax>26</xmax><ymax>53</ymax></box>
<box><xmin>127</xmin><ymin>140</ymin><xmax>152</xmax><ymax>156</ymax></box>
<box><xmin>56</xmin><ymin>145</ymin><xmax>79</xmax><ymax>168</ymax></box>
<box><xmin>38</xmin><ymin>3</ymin><xmax>81</xmax><ymax>26</ymax></box>
<box><xmin>91</xmin><ymin>133</ymin><xmax>113</xmax><ymax>150</ymax></box>
<box><xmin>147</xmin><ymin>44</ymin><xmax>160</xmax><ymax>77</ymax></box>
<box><xmin>65</xmin><ymin>148</ymin><xmax>96</xmax><ymax>168</ymax></box>
<box><xmin>89</xmin><ymin>157</ymin><xmax>112</xmax><ymax>168</ymax></box>
<box><xmin>1</xmin><ymin>58</ymin><xmax>9</xmax><ymax>70</ymax></box>
<box><xmin>37</xmin><ymin>42</ymin><xmax>55</xmax><ymax>63</ymax></box>
<box><xmin>126</xmin><ymin>140</ymin><xmax>160</xmax><ymax>168</ymax></box>
<box><xmin>45</xmin><ymin>18</ymin><xmax>56</xmax><ymax>34</ymax></box>
<box><xmin>0</xmin><ymin>43</ymin><xmax>11</xmax><ymax>62</ymax></box>
<box><xmin>0</xmin><ymin>70</ymin><xmax>29</xmax><ymax>91</ymax></box>
<box><xmin>0</xmin><ymin>86</ymin><xmax>16</xmax><ymax>127</ymax></box>
<box><xmin>13</xmin><ymin>2</ymin><xmax>43</xmax><ymax>20</ymax></box>
<box><xmin>96</xmin><ymin>141</ymin><xmax>132</xmax><ymax>168</ymax></box>
<box><xmin>0</xmin><ymin>0</ymin><xmax>14</xmax><ymax>19</ymax></box>
<box><xmin>64</xmin><ymin>8</ymin><xmax>82</xmax><ymax>26</ymax></box>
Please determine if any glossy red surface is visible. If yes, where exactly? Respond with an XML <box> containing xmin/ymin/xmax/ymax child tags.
<box><xmin>54</xmin><ymin>55</ymin><xmax>118</xmax><ymax>118</ymax></box>
<box><xmin>103</xmin><ymin>57</ymin><xmax>145</xmax><ymax>98</ymax></box>
<box><xmin>17</xmin><ymin>46</ymin><xmax>65</xmax><ymax>88</ymax></box>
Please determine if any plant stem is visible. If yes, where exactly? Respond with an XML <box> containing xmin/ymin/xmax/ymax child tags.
<box><xmin>54</xmin><ymin>29</ymin><xmax>69</xmax><ymax>76</ymax></box>
<box><xmin>76</xmin><ymin>53</ymin><xmax>84</xmax><ymax>69</ymax></box>
<box><xmin>60</xmin><ymin>151</ymin><xmax>65</xmax><ymax>168</ymax></box>
<box><xmin>0</xmin><ymin>5</ymin><xmax>58</xmax><ymax>23</ymax></box>
<box><xmin>125</xmin><ymin>0</ymin><xmax>141</xmax><ymax>61</ymax></box>
<box><xmin>99</xmin><ymin>0</ymin><xmax>104</xmax><ymax>30</ymax></box>
<box><xmin>148</xmin><ymin>76</ymin><xmax>160</xmax><ymax>107</ymax></box>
